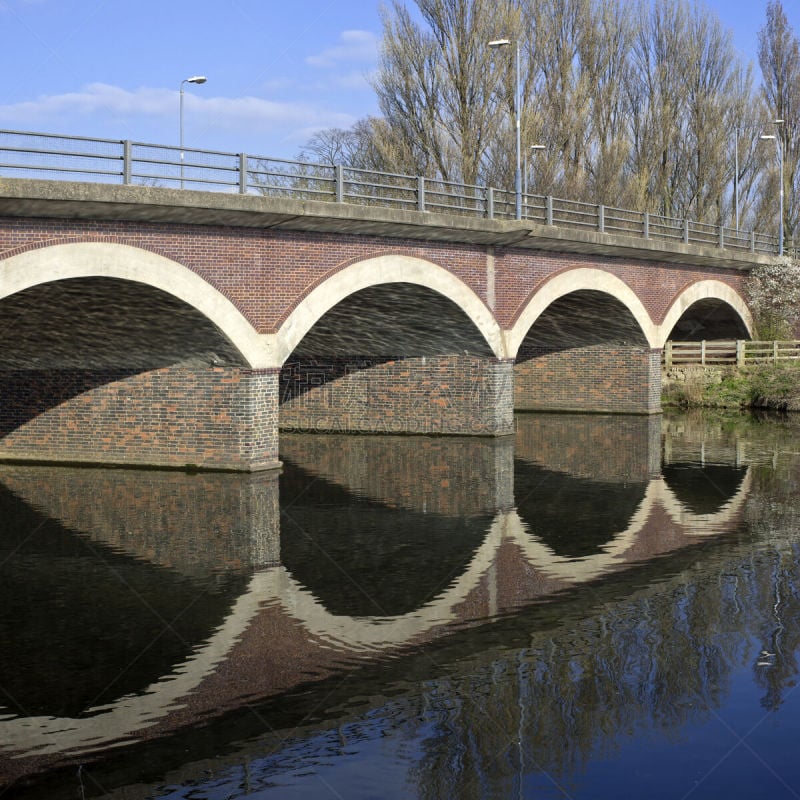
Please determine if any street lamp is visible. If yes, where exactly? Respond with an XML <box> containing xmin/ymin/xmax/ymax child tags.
<box><xmin>760</xmin><ymin>118</ymin><xmax>785</xmax><ymax>256</ymax></box>
<box><xmin>180</xmin><ymin>75</ymin><xmax>207</xmax><ymax>188</ymax></box>
<box><xmin>488</xmin><ymin>38</ymin><xmax>522</xmax><ymax>220</ymax></box>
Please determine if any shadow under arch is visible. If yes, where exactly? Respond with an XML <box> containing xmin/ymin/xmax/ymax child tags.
<box><xmin>657</xmin><ymin>280</ymin><xmax>753</xmax><ymax>347</ymax></box>
<box><xmin>506</xmin><ymin>267</ymin><xmax>657</xmax><ymax>356</ymax></box>
<box><xmin>0</xmin><ymin>241</ymin><xmax>269</xmax><ymax>368</ymax></box>
<box><xmin>273</xmin><ymin>254</ymin><xmax>506</xmax><ymax>365</ymax></box>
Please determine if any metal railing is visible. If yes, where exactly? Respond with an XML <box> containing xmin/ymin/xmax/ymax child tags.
<box><xmin>664</xmin><ymin>340</ymin><xmax>800</xmax><ymax>367</ymax></box>
<box><xmin>0</xmin><ymin>129</ymin><xmax>780</xmax><ymax>255</ymax></box>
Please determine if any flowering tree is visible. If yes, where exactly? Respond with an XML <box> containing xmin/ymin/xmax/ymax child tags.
<box><xmin>744</xmin><ymin>256</ymin><xmax>800</xmax><ymax>339</ymax></box>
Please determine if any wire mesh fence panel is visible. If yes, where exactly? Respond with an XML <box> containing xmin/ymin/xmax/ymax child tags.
<box><xmin>132</xmin><ymin>143</ymin><xmax>244</xmax><ymax>191</ymax></box>
<box><xmin>648</xmin><ymin>213</ymin><xmax>685</xmax><ymax>243</ymax></box>
<box><xmin>523</xmin><ymin>195</ymin><xmax>548</xmax><ymax>225</ymax></box>
<box><xmin>604</xmin><ymin>206</ymin><xmax>645</xmax><ymax>236</ymax></box>
<box><xmin>343</xmin><ymin>168</ymin><xmax>417</xmax><ymax>209</ymax></box>
<box><xmin>551</xmin><ymin>197</ymin><xmax>600</xmax><ymax>229</ymax></box>
<box><xmin>0</xmin><ymin>130</ymin><xmax>124</xmax><ymax>182</ymax></box>
<box><xmin>424</xmin><ymin>179</ymin><xmax>487</xmax><ymax>216</ymax></box>
<box><xmin>246</xmin><ymin>158</ymin><xmax>336</xmax><ymax>201</ymax></box>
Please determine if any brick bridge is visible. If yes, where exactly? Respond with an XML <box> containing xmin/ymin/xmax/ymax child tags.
<box><xmin>0</xmin><ymin>178</ymin><xmax>766</xmax><ymax>470</ymax></box>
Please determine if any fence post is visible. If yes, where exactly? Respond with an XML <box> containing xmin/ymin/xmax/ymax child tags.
<box><xmin>417</xmin><ymin>176</ymin><xmax>426</xmax><ymax>212</ymax></box>
<box><xmin>238</xmin><ymin>153</ymin><xmax>248</xmax><ymax>194</ymax></box>
<box><xmin>701</xmin><ymin>340</ymin><xmax>706</xmax><ymax>366</ymax></box>
<box><xmin>665</xmin><ymin>340</ymin><xmax>673</xmax><ymax>369</ymax></box>
<box><xmin>546</xmin><ymin>195</ymin><xmax>553</xmax><ymax>226</ymax></box>
<box><xmin>487</xmin><ymin>187</ymin><xmax>495</xmax><ymax>220</ymax></box>
<box><xmin>643</xmin><ymin>212</ymin><xmax>650</xmax><ymax>239</ymax></box>
<box><xmin>598</xmin><ymin>204</ymin><xmax>605</xmax><ymax>233</ymax></box>
<box><xmin>683</xmin><ymin>218</ymin><xmax>689</xmax><ymax>244</ymax></box>
<box><xmin>774</xmin><ymin>341</ymin><xmax>779</xmax><ymax>363</ymax></box>
<box><xmin>736</xmin><ymin>340</ymin><xmax>745</xmax><ymax>368</ymax></box>
<box><xmin>719</xmin><ymin>224</ymin><xmax>724</xmax><ymax>249</ymax></box>
<box><xmin>335</xmin><ymin>164</ymin><xmax>344</xmax><ymax>203</ymax></box>
<box><xmin>750</xmin><ymin>230</ymin><xmax>756</xmax><ymax>253</ymax></box>
<box><xmin>122</xmin><ymin>140</ymin><xmax>132</xmax><ymax>185</ymax></box>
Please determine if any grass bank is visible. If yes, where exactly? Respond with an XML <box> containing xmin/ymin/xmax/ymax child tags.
<box><xmin>662</xmin><ymin>363</ymin><xmax>800</xmax><ymax>410</ymax></box>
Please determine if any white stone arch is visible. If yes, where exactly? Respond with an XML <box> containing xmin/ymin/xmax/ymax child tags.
<box><xmin>274</xmin><ymin>254</ymin><xmax>505</xmax><ymax>365</ymax></box>
<box><xmin>656</xmin><ymin>279</ymin><xmax>753</xmax><ymax>347</ymax></box>
<box><xmin>507</xmin><ymin>267</ymin><xmax>658</xmax><ymax>355</ymax></box>
<box><xmin>0</xmin><ymin>241</ymin><xmax>272</xmax><ymax>368</ymax></box>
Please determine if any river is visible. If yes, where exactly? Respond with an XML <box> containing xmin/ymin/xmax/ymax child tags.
<box><xmin>2</xmin><ymin>410</ymin><xmax>800</xmax><ymax>799</ymax></box>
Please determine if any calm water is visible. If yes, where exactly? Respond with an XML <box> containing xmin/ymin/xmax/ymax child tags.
<box><xmin>2</xmin><ymin>411</ymin><xmax>800</xmax><ymax>798</ymax></box>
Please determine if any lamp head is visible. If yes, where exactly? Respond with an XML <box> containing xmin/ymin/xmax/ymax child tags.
<box><xmin>186</xmin><ymin>76</ymin><xmax>207</xmax><ymax>84</ymax></box>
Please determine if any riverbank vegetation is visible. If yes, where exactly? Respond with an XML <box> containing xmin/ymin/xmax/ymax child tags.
<box><xmin>663</xmin><ymin>363</ymin><xmax>800</xmax><ymax>411</ymax></box>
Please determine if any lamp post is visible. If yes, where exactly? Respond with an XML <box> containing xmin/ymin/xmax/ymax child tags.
<box><xmin>488</xmin><ymin>38</ymin><xmax>522</xmax><ymax>220</ymax></box>
<box><xmin>760</xmin><ymin>118</ymin><xmax>785</xmax><ymax>256</ymax></box>
<box><xmin>180</xmin><ymin>75</ymin><xmax>207</xmax><ymax>188</ymax></box>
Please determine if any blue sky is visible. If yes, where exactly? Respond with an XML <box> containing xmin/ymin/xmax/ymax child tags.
<box><xmin>0</xmin><ymin>0</ymin><xmax>796</xmax><ymax>161</ymax></box>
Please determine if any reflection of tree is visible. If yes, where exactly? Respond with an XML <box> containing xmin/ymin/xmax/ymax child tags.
<box><xmin>403</xmin><ymin>465</ymin><xmax>800</xmax><ymax>798</ymax></box>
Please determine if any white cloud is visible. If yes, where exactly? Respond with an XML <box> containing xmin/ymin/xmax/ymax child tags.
<box><xmin>306</xmin><ymin>30</ymin><xmax>378</xmax><ymax>68</ymax></box>
<box><xmin>0</xmin><ymin>83</ymin><xmax>355</xmax><ymax>133</ymax></box>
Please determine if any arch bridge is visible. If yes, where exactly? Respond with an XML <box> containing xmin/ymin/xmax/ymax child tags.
<box><xmin>0</xmin><ymin>178</ymin><xmax>762</xmax><ymax>470</ymax></box>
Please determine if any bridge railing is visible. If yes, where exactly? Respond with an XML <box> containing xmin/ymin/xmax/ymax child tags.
<box><xmin>664</xmin><ymin>340</ymin><xmax>800</xmax><ymax>368</ymax></box>
<box><xmin>0</xmin><ymin>128</ymin><xmax>781</xmax><ymax>255</ymax></box>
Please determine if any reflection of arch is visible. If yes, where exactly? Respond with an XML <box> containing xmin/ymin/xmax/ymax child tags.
<box><xmin>657</xmin><ymin>280</ymin><xmax>753</xmax><ymax>347</ymax></box>
<box><xmin>507</xmin><ymin>268</ymin><xmax>657</xmax><ymax>355</ymax></box>
<box><xmin>274</xmin><ymin>255</ymin><xmax>505</xmax><ymax>364</ymax></box>
<box><xmin>0</xmin><ymin>467</ymin><xmax>752</xmax><ymax>757</ymax></box>
<box><xmin>261</xmin><ymin>467</ymin><xmax>754</xmax><ymax>646</ymax></box>
<box><xmin>0</xmin><ymin>242</ymin><xmax>270</xmax><ymax>368</ymax></box>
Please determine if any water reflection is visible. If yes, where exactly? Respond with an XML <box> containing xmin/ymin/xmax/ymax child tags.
<box><xmin>2</xmin><ymin>411</ymin><xmax>799</xmax><ymax>798</ymax></box>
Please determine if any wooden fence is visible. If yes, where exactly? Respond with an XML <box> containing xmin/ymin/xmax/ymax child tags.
<box><xmin>663</xmin><ymin>340</ymin><xmax>800</xmax><ymax>368</ymax></box>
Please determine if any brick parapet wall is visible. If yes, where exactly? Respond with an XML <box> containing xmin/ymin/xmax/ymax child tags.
<box><xmin>0</xmin><ymin>366</ymin><xmax>280</xmax><ymax>471</ymax></box>
<box><xmin>0</xmin><ymin>217</ymin><xmax>747</xmax><ymax>333</ymax></box>
<box><xmin>514</xmin><ymin>346</ymin><xmax>662</xmax><ymax>415</ymax></box>
<box><xmin>279</xmin><ymin>355</ymin><xmax>515</xmax><ymax>437</ymax></box>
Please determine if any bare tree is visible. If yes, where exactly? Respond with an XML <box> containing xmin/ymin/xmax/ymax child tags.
<box><xmin>758</xmin><ymin>0</ymin><xmax>800</xmax><ymax>245</ymax></box>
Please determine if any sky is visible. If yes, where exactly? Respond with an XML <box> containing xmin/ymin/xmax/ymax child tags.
<box><xmin>0</xmin><ymin>0</ymin><xmax>798</xmax><ymax>162</ymax></box>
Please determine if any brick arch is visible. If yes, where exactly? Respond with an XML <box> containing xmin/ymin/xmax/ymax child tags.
<box><xmin>657</xmin><ymin>279</ymin><xmax>753</xmax><ymax>347</ymax></box>
<box><xmin>273</xmin><ymin>254</ymin><xmax>506</xmax><ymax>365</ymax></box>
<box><xmin>507</xmin><ymin>267</ymin><xmax>658</xmax><ymax>355</ymax></box>
<box><xmin>0</xmin><ymin>241</ymin><xmax>270</xmax><ymax>368</ymax></box>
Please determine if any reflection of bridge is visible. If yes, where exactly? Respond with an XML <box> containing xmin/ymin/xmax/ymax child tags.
<box><xmin>0</xmin><ymin>415</ymin><xmax>762</xmax><ymax>783</ymax></box>
<box><xmin>0</xmin><ymin>178</ymin><xmax>763</xmax><ymax>469</ymax></box>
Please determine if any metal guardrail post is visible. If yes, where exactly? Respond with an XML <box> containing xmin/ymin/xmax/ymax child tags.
<box><xmin>598</xmin><ymin>204</ymin><xmax>605</xmax><ymax>233</ymax></box>
<box><xmin>335</xmin><ymin>165</ymin><xmax>344</xmax><ymax>203</ymax></box>
<box><xmin>417</xmin><ymin>176</ymin><xmax>425</xmax><ymax>212</ymax></box>
<box><xmin>122</xmin><ymin>140</ymin><xmax>132</xmax><ymax>185</ymax></box>
<box><xmin>546</xmin><ymin>196</ymin><xmax>553</xmax><ymax>226</ymax></box>
<box><xmin>239</xmin><ymin>153</ymin><xmax>248</xmax><ymax>194</ymax></box>
<box><xmin>643</xmin><ymin>212</ymin><xmax>649</xmax><ymax>239</ymax></box>
<box><xmin>486</xmin><ymin>187</ymin><xmax>494</xmax><ymax>220</ymax></box>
